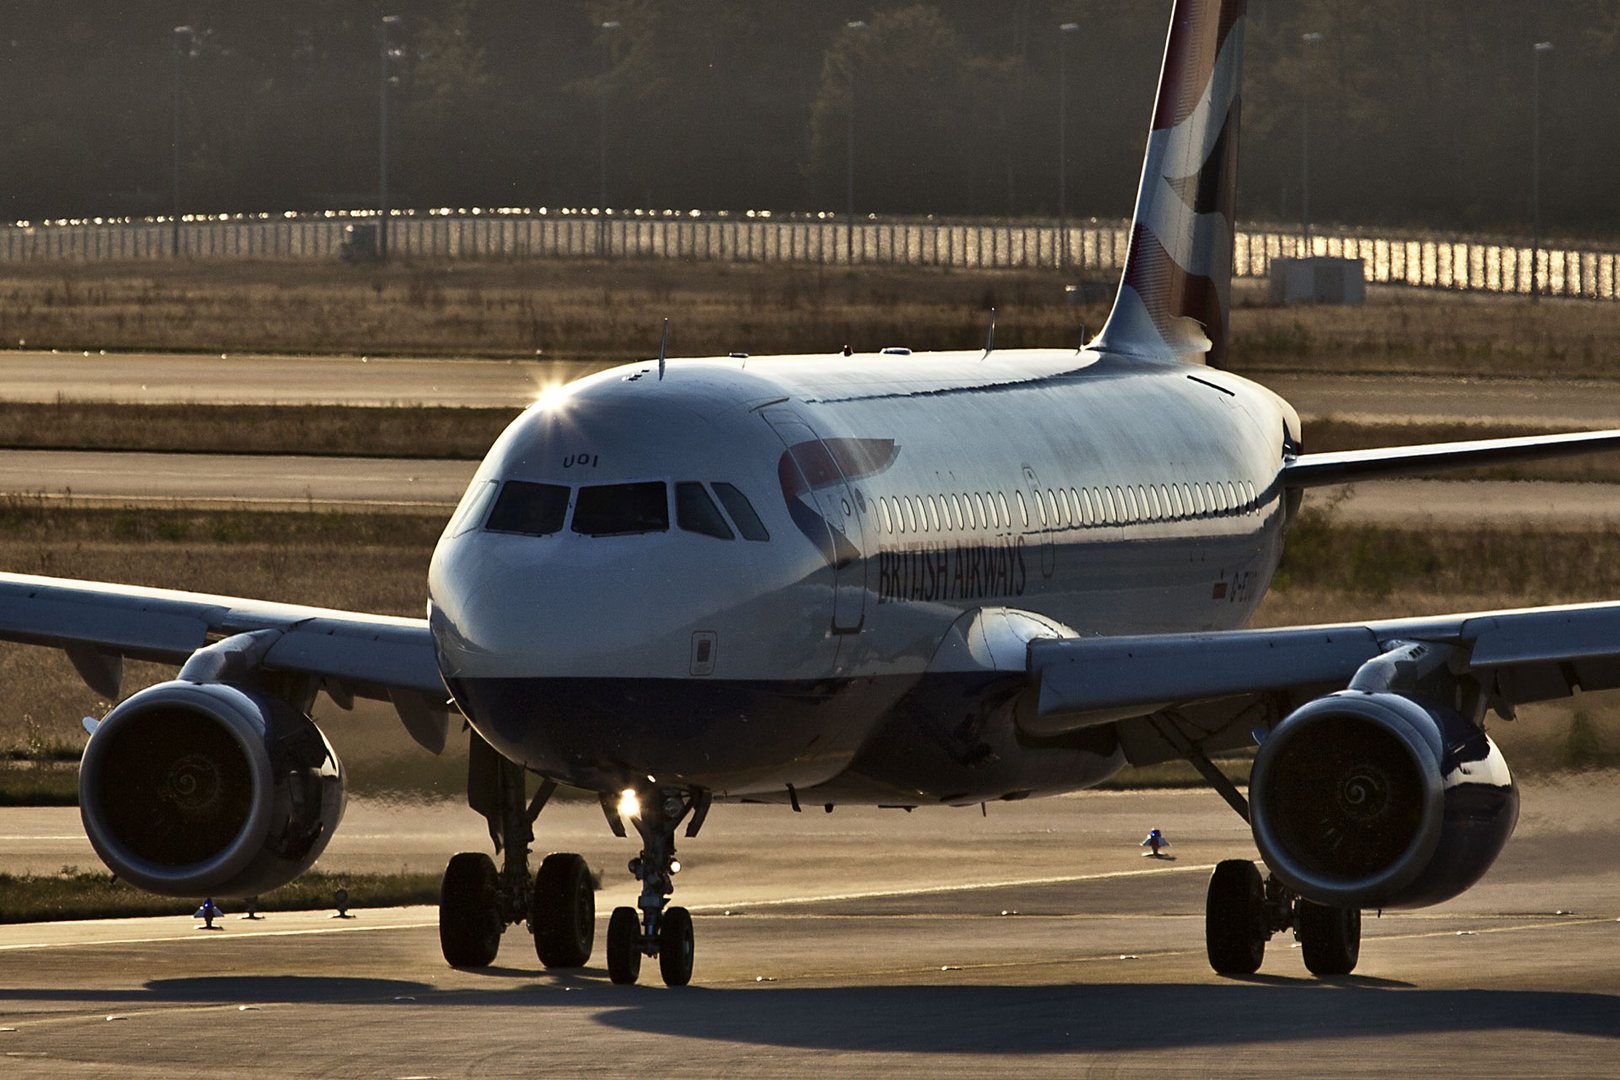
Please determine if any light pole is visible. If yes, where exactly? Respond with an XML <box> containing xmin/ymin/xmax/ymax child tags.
<box><xmin>1057</xmin><ymin>22</ymin><xmax>1079</xmax><ymax>271</ymax></box>
<box><xmin>1299</xmin><ymin>31</ymin><xmax>1323</xmax><ymax>257</ymax></box>
<box><xmin>599</xmin><ymin>20</ymin><xmax>620</xmax><ymax>210</ymax></box>
<box><xmin>378</xmin><ymin>14</ymin><xmax>400</xmax><ymax>261</ymax></box>
<box><xmin>1531</xmin><ymin>40</ymin><xmax>1553</xmax><ymax>303</ymax></box>
<box><xmin>845</xmin><ymin>20</ymin><xmax>865</xmax><ymax>264</ymax></box>
<box><xmin>171</xmin><ymin>25</ymin><xmax>195</xmax><ymax>258</ymax></box>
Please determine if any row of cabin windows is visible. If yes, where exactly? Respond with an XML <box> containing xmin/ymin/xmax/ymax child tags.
<box><xmin>873</xmin><ymin>480</ymin><xmax>1260</xmax><ymax>538</ymax></box>
<box><xmin>453</xmin><ymin>479</ymin><xmax>770</xmax><ymax>541</ymax></box>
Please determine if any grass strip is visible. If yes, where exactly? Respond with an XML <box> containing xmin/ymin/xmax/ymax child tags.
<box><xmin>0</xmin><ymin>401</ymin><xmax>518</xmax><ymax>459</ymax></box>
<box><xmin>4</xmin><ymin>259</ymin><xmax>1620</xmax><ymax>378</ymax></box>
<box><xmin>0</xmin><ymin>869</ymin><xmax>441</xmax><ymax>924</ymax></box>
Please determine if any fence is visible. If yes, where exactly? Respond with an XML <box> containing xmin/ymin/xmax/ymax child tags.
<box><xmin>1</xmin><ymin>211</ymin><xmax>1615</xmax><ymax>302</ymax></box>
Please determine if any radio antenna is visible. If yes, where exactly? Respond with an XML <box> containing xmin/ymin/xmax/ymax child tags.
<box><xmin>657</xmin><ymin>318</ymin><xmax>669</xmax><ymax>380</ymax></box>
<box><xmin>982</xmin><ymin>308</ymin><xmax>997</xmax><ymax>358</ymax></box>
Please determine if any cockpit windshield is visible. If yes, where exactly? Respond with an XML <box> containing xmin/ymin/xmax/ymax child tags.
<box><xmin>572</xmin><ymin>482</ymin><xmax>669</xmax><ymax>536</ymax></box>
<box><xmin>485</xmin><ymin>481</ymin><xmax>570</xmax><ymax>536</ymax></box>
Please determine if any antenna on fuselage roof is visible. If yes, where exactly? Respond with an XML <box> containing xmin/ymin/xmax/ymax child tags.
<box><xmin>981</xmin><ymin>307</ymin><xmax>997</xmax><ymax>359</ymax></box>
<box><xmin>657</xmin><ymin>318</ymin><xmax>669</xmax><ymax>380</ymax></box>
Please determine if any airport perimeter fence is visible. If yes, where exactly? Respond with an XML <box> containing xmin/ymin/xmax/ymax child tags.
<box><xmin>0</xmin><ymin>211</ymin><xmax>1616</xmax><ymax>302</ymax></box>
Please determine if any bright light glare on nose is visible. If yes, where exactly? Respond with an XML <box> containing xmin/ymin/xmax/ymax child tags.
<box><xmin>532</xmin><ymin>377</ymin><xmax>571</xmax><ymax>412</ymax></box>
<box><xmin>617</xmin><ymin>788</ymin><xmax>641</xmax><ymax>820</ymax></box>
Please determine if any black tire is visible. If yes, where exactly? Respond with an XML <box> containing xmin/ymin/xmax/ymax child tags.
<box><xmin>607</xmin><ymin>906</ymin><xmax>642</xmax><ymax>985</ymax></box>
<box><xmin>1206</xmin><ymin>859</ymin><xmax>1267</xmax><ymax>976</ymax></box>
<box><xmin>532</xmin><ymin>852</ymin><xmax>595</xmax><ymax>968</ymax></box>
<box><xmin>439</xmin><ymin>851</ymin><xmax>503</xmax><ymax>968</ymax></box>
<box><xmin>1298</xmin><ymin>900</ymin><xmax>1361</xmax><ymax>976</ymax></box>
<box><xmin>659</xmin><ymin>905</ymin><xmax>694</xmax><ymax>987</ymax></box>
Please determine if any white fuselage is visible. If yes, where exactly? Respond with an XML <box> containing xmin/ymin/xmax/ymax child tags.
<box><xmin>427</xmin><ymin>347</ymin><xmax>1300</xmax><ymax>803</ymax></box>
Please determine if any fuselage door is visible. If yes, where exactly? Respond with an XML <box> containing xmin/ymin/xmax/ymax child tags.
<box><xmin>761</xmin><ymin>410</ymin><xmax>867</xmax><ymax>634</ymax></box>
<box><xmin>1022</xmin><ymin>464</ymin><xmax>1057</xmax><ymax>579</ymax></box>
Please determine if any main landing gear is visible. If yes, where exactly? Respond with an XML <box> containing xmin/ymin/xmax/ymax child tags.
<box><xmin>604</xmin><ymin>786</ymin><xmax>711</xmax><ymax>987</ymax></box>
<box><xmin>438</xmin><ymin>735</ymin><xmax>596</xmax><ymax>971</ymax></box>
<box><xmin>1205</xmin><ymin>859</ymin><xmax>1361</xmax><ymax>977</ymax></box>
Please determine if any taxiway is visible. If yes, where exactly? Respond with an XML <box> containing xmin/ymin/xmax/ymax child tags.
<box><xmin>2</xmin><ymin>784</ymin><xmax>1619</xmax><ymax>1077</ymax></box>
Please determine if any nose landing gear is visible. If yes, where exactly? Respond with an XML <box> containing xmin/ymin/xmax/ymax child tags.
<box><xmin>605</xmin><ymin>786</ymin><xmax>710</xmax><ymax>987</ymax></box>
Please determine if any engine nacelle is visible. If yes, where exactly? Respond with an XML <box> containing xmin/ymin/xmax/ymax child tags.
<box><xmin>1249</xmin><ymin>691</ymin><xmax>1517</xmax><ymax>910</ymax></box>
<box><xmin>79</xmin><ymin>680</ymin><xmax>345</xmax><ymax>898</ymax></box>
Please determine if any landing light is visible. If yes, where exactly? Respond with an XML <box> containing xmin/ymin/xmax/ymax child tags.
<box><xmin>617</xmin><ymin>788</ymin><xmax>641</xmax><ymax>821</ymax></box>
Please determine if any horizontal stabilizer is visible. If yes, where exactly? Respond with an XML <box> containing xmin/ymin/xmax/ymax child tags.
<box><xmin>1281</xmin><ymin>428</ymin><xmax>1620</xmax><ymax>488</ymax></box>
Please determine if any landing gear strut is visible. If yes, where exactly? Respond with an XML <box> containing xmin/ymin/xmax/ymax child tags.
<box><xmin>438</xmin><ymin>732</ymin><xmax>595</xmax><ymax>970</ymax></box>
<box><xmin>605</xmin><ymin>786</ymin><xmax>710</xmax><ymax>987</ymax></box>
<box><xmin>1204</xmin><ymin>859</ymin><xmax>1361</xmax><ymax>977</ymax></box>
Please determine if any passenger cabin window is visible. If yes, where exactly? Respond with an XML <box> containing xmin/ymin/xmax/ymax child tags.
<box><xmin>485</xmin><ymin>480</ymin><xmax>570</xmax><ymax>537</ymax></box>
<box><xmin>713</xmin><ymin>483</ymin><xmax>770</xmax><ymax>541</ymax></box>
<box><xmin>676</xmin><ymin>482</ymin><xmax>734</xmax><ymax>540</ymax></box>
<box><xmin>571</xmin><ymin>481</ymin><xmax>668</xmax><ymax>536</ymax></box>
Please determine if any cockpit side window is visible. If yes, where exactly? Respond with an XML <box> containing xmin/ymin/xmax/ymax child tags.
<box><xmin>484</xmin><ymin>480</ymin><xmax>570</xmax><ymax>536</ymax></box>
<box><xmin>448</xmin><ymin>479</ymin><xmax>500</xmax><ymax>537</ymax></box>
<box><xmin>676</xmin><ymin>482</ymin><xmax>735</xmax><ymax>540</ymax></box>
<box><xmin>712</xmin><ymin>483</ymin><xmax>770</xmax><ymax>541</ymax></box>
<box><xmin>572</xmin><ymin>481</ymin><xmax>669</xmax><ymax>536</ymax></box>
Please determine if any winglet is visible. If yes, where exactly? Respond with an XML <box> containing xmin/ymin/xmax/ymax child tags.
<box><xmin>1092</xmin><ymin>0</ymin><xmax>1247</xmax><ymax>367</ymax></box>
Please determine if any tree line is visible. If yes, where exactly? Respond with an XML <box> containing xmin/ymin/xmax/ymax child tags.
<box><xmin>3</xmin><ymin>0</ymin><xmax>1617</xmax><ymax>240</ymax></box>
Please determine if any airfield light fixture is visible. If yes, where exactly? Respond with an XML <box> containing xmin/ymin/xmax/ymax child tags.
<box><xmin>1058</xmin><ymin>22</ymin><xmax>1081</xmax><ymax>271</ymax></box>
<box><xmin>171</xmin><ymin>25</ymin><xmax>196</xmax><ymax>259</ymax></box>
<box><xmin>844</xmin><ymin>20</ymin><xmax>867</xmax><ymax>266</ymax></box>
<box><xmin>1299</xmin><ymin>31</ymin><xmax>1324</xmax><ymax>256</ymax></box>
<box><xmin>1531</xmin><ymin>41</ymin><xmax>1554</xmax><ymax>303</ymax></box>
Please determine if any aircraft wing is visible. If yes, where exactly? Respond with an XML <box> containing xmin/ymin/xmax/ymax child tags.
<box><xmin>1281</xmin><ymin>428</ymin><xmax>1620</xmax><ymax>488</ymax></box>
<box><xmin>1028</xmin><ymin>602</ymin><xmax>1620</xmax><ymax>765</ymax></box>
<box><xmin>0</xmin><ymin>571</ymin><xmax>448</xmax><ymax>749</ymax></box>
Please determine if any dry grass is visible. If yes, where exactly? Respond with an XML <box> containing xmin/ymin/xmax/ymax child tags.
<box><xmin>0</xmin><ymin>401</ymin><xmax>517</xmax><ymax>459</ymax></box>
<box><xmin>1232</xmin><ymin>285</ymin><xmax>1620</xmax><ymax>377</ymax></box>
<box><xmin>0</xmin><ymin>259</ymin><xmax>1616</xmax><ymax>378</ymax></box>
<box><xmin>0</xmin><ymin>259</ymin><xmax>1104</xmax><ymax>361</ymax></box>
<box><xmin>0</xmin><ymin>868</ymin><xmax>440</xmax><ymax>923</ymax></box>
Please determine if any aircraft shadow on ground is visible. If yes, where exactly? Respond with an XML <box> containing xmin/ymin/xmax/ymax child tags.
<box><xmin>590</xmin><ymin>982</ymin><xmax>1620</xmax><ymax>1054</ymax></box>
<box><xmin>5</xmin><ymin>975</ymin><xmax>1616</xmax><ymax>1054</ymax></box>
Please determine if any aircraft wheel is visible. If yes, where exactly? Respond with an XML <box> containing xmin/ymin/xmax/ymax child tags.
<box><xmin>607</xmin><ymin>906</ymin><xmax>642</xmax><ymax>985</ymax></box>
<box><xmin>1298</xmin><ymin>900</ymin><xmax>1361</xmax><ymax>976</ymax></box>
<box><xmin>1205</xmin><ymin>858</ymin><xmax>1266</xmax><ymax>975</ymax></box>
<box><xmin>439</xmin><ymin>851</ymin><xmax>503</xmax><ymax>968</ymax></box>
<box><xmin>532</xmin><ymin>852</ymin><xmax>595</xmax><ymax>968</ymax></box>
<box><xmin>659</xmin><ymin>905</ymin><xmax>694</xmax><ymax>987</ymax></box>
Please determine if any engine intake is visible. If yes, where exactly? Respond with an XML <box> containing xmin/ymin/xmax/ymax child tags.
<box><xmin>1249</xmin><ymin>691</ymin><xmax>1517</xmax><ymax>909</ymax></box>
<box><xmin>79</xmin><ymin>680</ymin><xmax>345</xmax><ymax>898</ymax></box>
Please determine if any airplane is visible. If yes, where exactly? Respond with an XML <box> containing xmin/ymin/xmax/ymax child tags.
<box><xmin>7</xmin><ymin>0</ymin><xmax>1620</xmax><ymax>988</ymax></box>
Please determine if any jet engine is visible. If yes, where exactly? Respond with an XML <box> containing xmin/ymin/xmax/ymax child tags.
<box><xmin>78</xmin><ymin>680</ymin><xmax>345</xmax><ymax>897</ymax></box>
<box><xmin>1248</xmin><ymin>690</ymin><xmax>1518</xmax><ymax>910</ymax></box>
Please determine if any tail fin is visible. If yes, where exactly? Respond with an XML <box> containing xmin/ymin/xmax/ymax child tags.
<box><xmin>1092</xmin><ymin>0</ymin><xmax>1246</xmax><ymax>367</ymax></box>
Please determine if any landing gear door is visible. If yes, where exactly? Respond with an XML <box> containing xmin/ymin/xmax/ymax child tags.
<box><xmin>761</xmin><ymin>410</ymin><xmax>868</xmax><ymax>634</ymax></box>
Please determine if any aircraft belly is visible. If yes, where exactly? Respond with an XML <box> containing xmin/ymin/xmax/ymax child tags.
<box><xmin>450</xmin><ymin>673</ymin><xmax>913</xmax><ymax>795</ymax></box>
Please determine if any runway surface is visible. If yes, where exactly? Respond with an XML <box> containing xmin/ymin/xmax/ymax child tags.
<box><xmin>2</xmin><ymin>448</ymin><xmax>1618</xmax><ymax>526</ymax></box>
<box><xmin>4</xmin><ymin>349</ymin><xmax>1620</xmax><ymax>429</ymax></box>
<box><xmin>3</xmin><ymin>783</ymin><xmax>1619</xmax><ymax>1077</ymax></box>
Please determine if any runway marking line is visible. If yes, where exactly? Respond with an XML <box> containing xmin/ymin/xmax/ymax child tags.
<box><xmin>683</xmin><ymin>862</ymin><xmax>1220</xmax><ymax>913</ymax></box>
